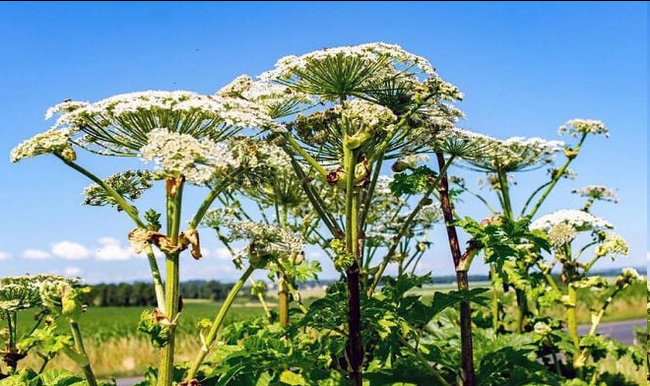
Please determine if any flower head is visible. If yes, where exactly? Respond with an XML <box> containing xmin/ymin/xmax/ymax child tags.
<box><xmin>547</xmin><ymin>223</ymin><xmax>579</xmax><ymax>247</ymax></box>
<box><xmin>530</xmin><ymin>209</ymin><xmax>613</xmax><ymax>232</ymax></box>
<box><xmin>573</xmin><ymin>185</ymin><xmax>619</xmax><ymax>203</ymax></box>
<box><xmin>559</xmin><ymin>119</ymin><xmax>608</xmax><ymax>138</ymax></box>
<box><xmin>140</xmin><ymin>128</ymin><xmax>239</xmax><ymax>185</ymax></box>
<box><xmin>221</xmin><ymin>220</ymin><xmax>304</xmax><ymax>267</ymax></box>
<box><xmin>42</xmin><ymin>91</ymin><xmax>279</xmax><ymax>156</ymax></box>
<box><xmin>595</xmin><ymin>232</ymin><xmax>629</xmax><ymax>259</ymax></box>
<box><xmin>10</xmin><ymin>129</ymin><xmax>75</xmax><ymax>163</ymax></box>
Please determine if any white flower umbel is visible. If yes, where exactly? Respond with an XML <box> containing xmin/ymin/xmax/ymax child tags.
<box><xmin>43</xmin><ymin>91</ymin><xmax>279</xmax><ymax>156</ymax></box>
<box><xmin>224</xmin><ymin>220</ymin><xmax>304</xmax><ymax>261</ymax></box>
<box><xmin>595</xmin><ymin>232</ymin><xmax>629</xmax><ymax>258</ymax></box>
<box><xmin>530</xmin><ymin>209</ymin><xmax>613</xmax><ymax>232</ymax></box>
<box><xmin>573</xmin><ymin>185</ymin><xmax>619</xmax><ymax>203</ymax></box>
<box><xmin>140</xmin><ymin>128</ymin><xmax>238</xmax><ymax>185</ymax></box>
<box><xmin>218</xmin><ymin>75</ymin><xmax>313</xmax><ymax>119</ymax></box>
<box><xmin>10</xmin><ymin>129</ymin><xmax>75</xmax><ymax>163</ymax></box>
<box><xmin>259</xmin><ymin>42</ymin><xmax>437</xmax><ymax>82</ymax></box>
<box><xmin>559</xmin><ymin>119</ymin><xmax>608</xmax><ymax>138</ymax></box>
<box><xmin>0</xmin><ymin>274</ymin><xmax>80</xmax><ymax>312</ymax></box>
<box><xmin>474</xmin><ymin>136</ymin><xmax>565</xmax><ymax>172</ymax></box>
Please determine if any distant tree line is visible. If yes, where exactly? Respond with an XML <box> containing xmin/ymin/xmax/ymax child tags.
<box><xmin>86</xmin><ymin>280</ymin><xmax>234</xmax><ymax>307</ymax></box>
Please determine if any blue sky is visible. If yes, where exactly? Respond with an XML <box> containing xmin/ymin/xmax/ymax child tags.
<box><xmin>0</xmin><ymin>2</ymin><xmax>646</xmax><ymax>283</ymax></box>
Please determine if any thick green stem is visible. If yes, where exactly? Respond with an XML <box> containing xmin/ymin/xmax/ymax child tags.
<box><xmin>368</xmin><ymin>155</ymin><xmax>455</xmax><ymax>295</ymax></box>
<box><xmin>344</xmin><ymin>148</ymin><xmax>363</xmax><ymax>386</ymax></box>
<box><xmin>515</xmin><ymin>289</ymin><xmax>529</xmax><ymax>333</ymax></box>
<box><xmin>158</xmin><ymin>178</ymin><xmax>184</xmax><ymax>386</ymax></box>
<box><xmin>567</xmin><ymin>285</ymin><xmax>579</xmax><ymax>349</ymax></box>
<box><xmin>70</xmin><ymin>322</ymin><xmax>98</xmax><ymax>386</ymax></box>
<box><xmin>186</xmin><ymin>265</ymin><xmax>255</xmax><ymax>381</ymax></box>
<box><xmin>496</xmin><ymin>169</ymin><xmax>513</xmax><ymax>220</ymax></box>
<box><xmin>278</xmin><ymin>275</ymin><xmax>290</xmax><ymax>327</ymax></box>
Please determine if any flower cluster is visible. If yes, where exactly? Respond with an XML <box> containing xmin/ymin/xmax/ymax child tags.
<box><xmin>547</xmin><ymin>222</ymin><xmax>578</xmax><ymax>247</ymax></box>
<box><xmin>223</xmin><ymin>220</ymin><xmax>304</xmax><ymax>265</ymax></box>
<box><xmin>559</xmin><ymin>119</ymin><xmax>608</xmax><ymax>138</ymax></box>
<box><xmin>39</xmin><ymin>277</ymin><xmax>87</xmax><ymax>321</ymax></box>
<box><xmin>42</xmin><ymin>91</ymin><xmax>280</xmax><ymax>155</ymax></box>
<box><xmin>336</xmin><ymin>99</ymin><xmax>397</xmax><ymax>131</ymax></box>
<box><xmin>530</xmin><ymin>209</ymin><xmax>613</xmax><ymax>232</ymax></box>
<box><xmin>595</xmin><ymin>232</ymin><xmax>629</xmax><ymax>259</ymax></box>
<box><xmin>140</xmin><ymin>128</ymin><xmax>239</xmax><ymax>185</ymax></box>
<box><xmin>218</xmin><ymin>75</ymin><xmax>312</xmax><ymax>119</ymax></box>
<box><xmin>259</xmin><ymin>42</ymin><xmax>436</xmax><ymax>82</ymax></box>
<box><xmin>572</xmin><ymin>185</ymin><xmax>619</xmax><ymax>203</ymax></box>
<box><xmin>10</xmin><ymin>129</ymin><xmax>75</xmax><ymax>163</ymax></box>
<box><xmin>83</xmin><ymin>170</ymin><xmax>153</xmax><ymax>207</ymax></box>
<box><xmin>0</xmin><ymin>275</ymin><xmax>79</xmax><ymax>313</ymax></box>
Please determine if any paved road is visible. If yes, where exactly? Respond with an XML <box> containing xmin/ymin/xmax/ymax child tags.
<box><xmin>116</xmin><ymin>319</ymin><xmax>647</xmax><ymax>385</ymax></box>
<box><xmin>577</xmin><ymin>318</ymin><xmax>646</xmax><ymax>345</ymax></box>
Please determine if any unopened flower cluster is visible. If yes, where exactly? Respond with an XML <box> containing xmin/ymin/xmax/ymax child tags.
<box><xmin>0</xmin><ymin>275</ymin><xmax>79</xmax><ymax>312</ymax></box>
<box><xmin>140</xmin><ymin>128</ymin><xmax>239</xmax><ymax>185</ymax></box>
<box><xmin>83</xmin><ymin>170</ymin><xmax>153</xmax><ymax>206</ymax></box>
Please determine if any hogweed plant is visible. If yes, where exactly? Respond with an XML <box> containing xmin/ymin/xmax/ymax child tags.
<box><xmin>11</xmin><ymin>91</ymin><xmax>279</xmax><ymax>385</ymax></box>
<box><xmin>7</xmin><ymin>42</ymin><xmax>644</xmax><ymax>386</ymax></box>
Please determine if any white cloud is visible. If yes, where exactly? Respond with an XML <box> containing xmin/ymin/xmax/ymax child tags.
<box><xmin>64</xmin><ymin>267</ymin><xmax>83</xmax><ymax>276</ymax></box>
<box><xmin>22</xmin><ymin>249</ymin><xmax>51</xmax><ymax>260</ymax></box>
<box><xmin>94</xmin><ymin>237</ymin><xmax>135</xmax><ymax>261</ymax></box>
<box><xmin>51</xmin><ymin>241</ymin><xmax>90</xmax><ymax>260</ymax></box>
<box><xmin>215</xmin><ymin>247</ymin><xmax>232</xmax><ymax>260</ymax></box>
<box><xmin>0</xmin><ymin>251</ymin><xmax>10</xmax><ymax>261</ymax></box>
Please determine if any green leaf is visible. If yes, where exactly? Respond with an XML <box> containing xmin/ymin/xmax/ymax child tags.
<box><xmin>279</xmin><ymin>370</ymin><xmax>307</xmax><ymax>385</ymax></box>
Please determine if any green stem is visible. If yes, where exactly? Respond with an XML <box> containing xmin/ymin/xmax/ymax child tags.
<box><xmin>57</xmin><ymin>155</ymin><xmax>144</xmax><ymax>227</ymax></box>
<box><xmin>158</xmin><ymin>178</ymin><xmax>184</xmax><ymax>386</ymax></box>
<box><xmin>249</xmin><ymin>278</ymin><xmax>272</xmax><ymax>322</ymax></box>
<box><xmin>278</xmin><ymin>274</ymin><xmax>289</xmax><ymax>327</ymax></box>
<box><xmin>57</xmin><ymin>155</ymin><xmax>165</xmax><ymax>312</ymax></box>
<box><xmin>343</xmin><ymin>148</ymin><xmax>363</xmax><ymax>386</ymax></box>
<box><xmin>186</xmin><ymin>265</ymin><xmax>255</xmax><ymax>381</ymax></box>
<box><xmin>69</xmin><ymin>322</ymin><xmax>98</xmax><ymax>386</ymax></box>
<box><xmin>283</xmin><ymin>134</ymin><xmax>329</xmax><ymax>178</ymax></box>
<box><xmin>527</xmin><ymin>133</ymin><xmax>587</xmax><ymax>219</ymax></box>
<box><xmin>399</xmin><ymin>336</ymin><xmax>451</xmax><ymax>386</ymax></box>
<box><xmin>567</xmin><ymin>285</ymin><xmax>579</xmax><ymax>349</ymax></box>
<box><xmin>368</xmin><ymin>155</ymin><xmax>455</xmax><ymax>296</ymax></box>
<box><xmin>496</xmin><ymin>168</ymin><xmax>513</xmax><ymax>220</ymax></box>
<box><xmin>188</xmin><ymin>172</ymin><xmax>242</xmax><ymax>230</ymax></box>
